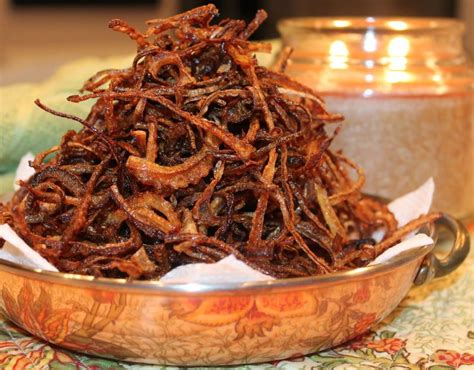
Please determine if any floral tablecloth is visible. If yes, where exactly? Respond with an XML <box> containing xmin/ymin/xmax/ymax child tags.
<box><xmin>1</xmin><ymin>223</ymin><xmax>473</xmax><ymax>370</ymax></box>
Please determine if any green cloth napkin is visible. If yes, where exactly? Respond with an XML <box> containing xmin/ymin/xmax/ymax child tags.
<box><xmin>0</xmin><ymin>55</ymin><xmax>132</xmax><ymax>194</ymax></box>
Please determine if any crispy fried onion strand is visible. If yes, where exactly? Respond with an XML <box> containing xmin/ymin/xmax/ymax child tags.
<box><xmin>0</xmin><ymin>5</ymin><xmax>440</xmax><ymax>279</ymax></box>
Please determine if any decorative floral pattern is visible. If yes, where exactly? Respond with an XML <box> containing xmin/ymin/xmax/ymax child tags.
<box><xmin>432</xmin><ymin>350</ymin><xmax>474</xmax><ymax>368</ymax></box>
<box><xmin>167</xmin><ymin>291</ymin><xmax>319</xmax><ymax>340</ymax></box>
<box><xmin>0</xmin><ymin>282</ymin><xmax>141</xmax><ymax>365</ymax></box>
<box><xmin>1</xmin><ymin>282</ymin><xmax>75</xmax><ymax>343</ymax></box>
<box><xmin>0</xmin><ymin>225</ymin><xmax>472</xmax><ymax>369</ymax></box>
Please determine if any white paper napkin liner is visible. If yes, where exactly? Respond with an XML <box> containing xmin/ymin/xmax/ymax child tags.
<box><xmin>160</xmin><ymin>254</ymin><xmax>274</xmax><ymax>283</ymax></box>
<box><xmin>13</xmin><ymin>152</ymin><xmax>35</xmax><ymax>191</ymax></box>
<box><xmin>388</xmin><ymin>177</ymin><xmax>434</xmax><ymax>227</ymax></box>
<box><xmin>372</xmin><ymin>178</ymin><xmax>434</xmax><ymax>243</ymax></box>
<box><xmin>369</xmin><ymin>233</ymin><xmax>433</xmax><ymax>265</ymax></box>
<box><xmin>0</xmin><ymin>224</ymin><xmax>58</xmax><ymax>271</ymax></box>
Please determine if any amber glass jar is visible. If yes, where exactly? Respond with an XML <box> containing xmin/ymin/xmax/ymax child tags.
<box><xmin>278</xmin><ymin>17</ymin><xmax>474</xmax><ymax>218</ymax></box>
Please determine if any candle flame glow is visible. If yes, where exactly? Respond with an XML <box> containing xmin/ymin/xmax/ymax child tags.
<box><xmin>363</xmin><ymin>29</ymin><xmax>377</xmax><ymax>52</ymax></box>
<box><xmin>387</xmin><ymin>20</ymin><xmax>408</xmax><ymax>30</ymax></box>
<box><xmin>385</xmin><ymin>36</ymin><xmax>410</xmax><ymax>83</ymax></box>
<box><xmin>388</xmin><ymin>36</ymin><xmax>410</xmax><ymax>57</ymax></box>
<box><xmin>329</xmin><ymin>40</ymin><xmax>349</xmax><ymax>69</ymax></box>
<box><xmin>333</xmin><ymin>20</ymin><xmax>351</xmax><ymax>28</ymax></box>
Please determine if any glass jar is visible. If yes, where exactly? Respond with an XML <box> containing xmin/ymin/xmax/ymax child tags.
<box><xmin>278</xmin><ymin>17</ymin><xmax>474</xmax><ymax>218</ymax></box>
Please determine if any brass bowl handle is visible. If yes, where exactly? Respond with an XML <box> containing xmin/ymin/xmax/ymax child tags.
<box><xmin>415</xmin><ymin>213</ymin><xmax>470</xmax><ymax>285</ymax></box>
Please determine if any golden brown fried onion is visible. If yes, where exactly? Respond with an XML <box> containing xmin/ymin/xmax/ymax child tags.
<box><xmin>0</xmin><ymin>5</ymin><xmax>440</xmax><ymax>279</ymax></box>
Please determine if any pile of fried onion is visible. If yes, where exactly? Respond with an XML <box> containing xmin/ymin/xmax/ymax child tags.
<box><xmin>0</xmin><ymin>5</ymin><xmax>440</xmax><ymax>279</ymax></box>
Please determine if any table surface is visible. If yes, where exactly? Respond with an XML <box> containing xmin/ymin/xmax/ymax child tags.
<box><xmin>1</xmin><ymin>223</ymin><xmax>473</xmax><ymax>370</ymax></box>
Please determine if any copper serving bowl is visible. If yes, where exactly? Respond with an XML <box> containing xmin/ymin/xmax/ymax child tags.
<box><xmin>0</xmin><ymin>214</ymin><xmax>469</xmax><ymax>366</ymax></box>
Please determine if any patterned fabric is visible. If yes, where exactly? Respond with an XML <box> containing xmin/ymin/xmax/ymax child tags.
<box><xmin>1</xmin><ymin>223</ymin><xmax>473</xmax><ymax>369</ymax></box>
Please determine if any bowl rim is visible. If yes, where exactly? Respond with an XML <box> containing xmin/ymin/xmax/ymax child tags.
<box><xmin>0</xmin><ymin>225</ymin><xmax>435</xmax><ymax>296</ymax></box>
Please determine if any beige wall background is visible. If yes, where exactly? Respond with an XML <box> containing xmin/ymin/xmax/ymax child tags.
<box><xmin>0</xmin><ymin>0</ymin><xmax>178</xmax><ymax>85</ymax></box>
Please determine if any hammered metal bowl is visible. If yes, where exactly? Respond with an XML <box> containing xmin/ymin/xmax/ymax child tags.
<box><xmin>0</xmin><ymin>214</ymin><xmax>469</xmax><ymax>366</ymax></box>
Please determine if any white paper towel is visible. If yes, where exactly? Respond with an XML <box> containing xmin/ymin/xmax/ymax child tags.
<box><xmin>161</xmin><ymin>254</ymin><xmax>273</xmax><ymax>283</ymax></box>
<box><xmin>0</xmin><ymin>154</ymin><xmax>435</xmax><ymax>282</ymax></box>
<box><xmin>13</xmin><ymin>152</ymin><xmax>35</xmax><ymax>191</ymax></box>
<box><xmin>0</xmin><ymin>224</ymin><xmax>58</xmax><ymax>271</ymax></box>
